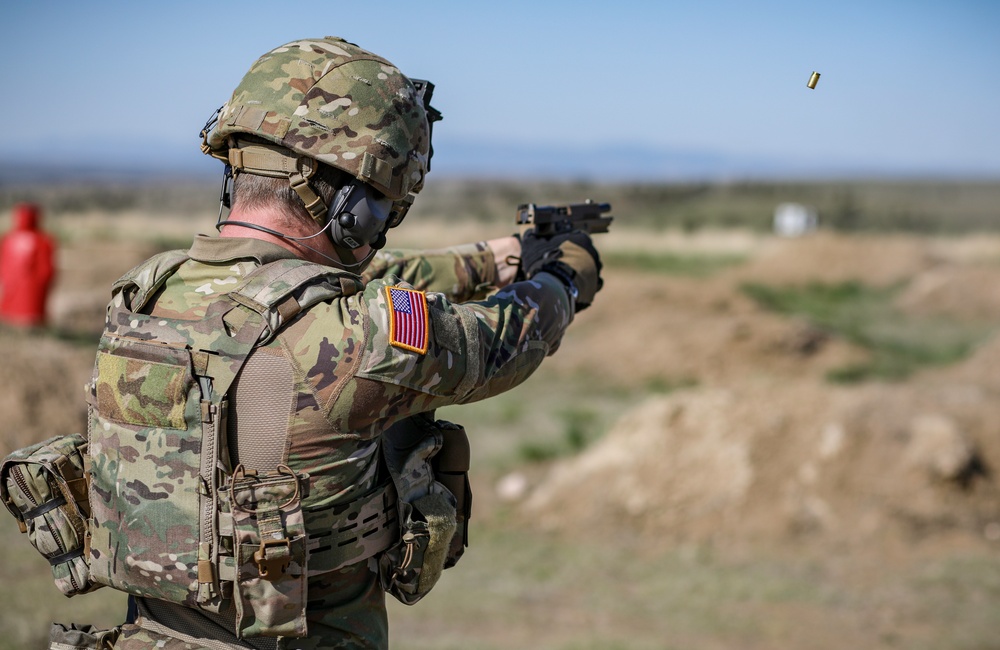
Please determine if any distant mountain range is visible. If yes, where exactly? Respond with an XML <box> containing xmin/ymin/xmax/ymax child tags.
<box><xmin>431</xmin><ymin>138</ymin><xmax>871</xmax><ymax>181</ymax></box>
<box><xmin>1</xmin><ymin>137</ymin><xmax>993</xmax><ymax>184</ymax></box>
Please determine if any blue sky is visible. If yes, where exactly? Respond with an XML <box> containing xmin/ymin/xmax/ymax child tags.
<box><xmin>1</xmin><ymin>1</ymin><xmax>998</xmax><ymax>179</ymax></box>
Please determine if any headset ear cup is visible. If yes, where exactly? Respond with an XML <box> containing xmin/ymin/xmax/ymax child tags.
<box><xmin>329</xmin><ymin>221</ymin><xmax>345</xmax><ymax>248</ymax></box>
<box><xmin>331</xmin><ymin>221</ymin><xmax>360</xmax><ymax>250</ymax></box>
<box><xmin>328</xmin><ymin>184</ymin><xmax>358</xmax><ymax>249</ymax></box>
<box><xmin>326</xmin><ymin>180</ymin><xmax>394</xmax><ymax>250</ymax></box>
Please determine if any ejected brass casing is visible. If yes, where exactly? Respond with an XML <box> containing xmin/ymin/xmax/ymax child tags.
<box><xmin>807</xmin><ymin>71</ymin><xmax>821</xmax><ymax>89</ymax></box>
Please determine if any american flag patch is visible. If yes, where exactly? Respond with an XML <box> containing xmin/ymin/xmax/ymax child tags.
<box><xmin>386</xmin><ymin>286</ymin><xmax>429</xmax><ymax>354</ymax></box>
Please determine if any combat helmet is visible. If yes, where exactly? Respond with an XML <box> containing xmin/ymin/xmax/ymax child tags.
<box><xmin>200</xmin><ymin>37</ymin><xmax>441</xmax><ymax>265</ymax></box>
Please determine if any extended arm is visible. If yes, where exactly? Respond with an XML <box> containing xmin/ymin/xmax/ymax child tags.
<box><xmin>361</xmin><ymin>237</ymin><xmax>520</xmax><ymax>302</ymax></box>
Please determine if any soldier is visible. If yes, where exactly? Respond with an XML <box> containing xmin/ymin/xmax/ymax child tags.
<box><xmin>86</xmin><ymin>36</ymin><xmax>602</xmax><ymax>649</ymax></box>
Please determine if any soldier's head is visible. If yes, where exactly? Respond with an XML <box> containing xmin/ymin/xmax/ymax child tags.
<box><xmin>200</xmin><ymin>37</ymin><xmax>441</xmax><ymax>270</ymax></box>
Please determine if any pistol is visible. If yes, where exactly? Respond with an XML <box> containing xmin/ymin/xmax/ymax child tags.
<box><xmin>515</xmin><ymin>200</ymin><xmax>613</xmax><ymax>238</ymax></box>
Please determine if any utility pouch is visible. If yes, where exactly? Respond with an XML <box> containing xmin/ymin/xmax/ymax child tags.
<box><xmin>432</xmin><ymin>421</ymin><xmax>472</xmax><ymax>568</ymax></box>
<box><xmin>1</xmin><ymin>433</ymin><xmax>100</xmax><ymax>597</ymax></box>
<box><xmin>378</xmin><ymin>413</ymin><xmax>470</xmax><ymax>605</ymax></box>
<box><xmin>378</xmin><ymin>492</ymin><xmax>456</xmax><ymax>606</ymax></box>
<box><xmin>224</xmin><ymin>465</ymin><xmax>308</xmax><ymax>639</ymax></box>
<box><xmin>48</xmin><ymin>623</ymin><xmax>120</xmax><ymax>650</ymax></box>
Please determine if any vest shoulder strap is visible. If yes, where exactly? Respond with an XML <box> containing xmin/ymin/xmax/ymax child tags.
<box><xmin>224</xmin><ymin>258</ymin><xmax>364</xmax><ymax>345</ymax></box>
<box><xmin>111</xmin><ymin>249</ymin><xmax>191</xmax><ymax>312</ymax></box>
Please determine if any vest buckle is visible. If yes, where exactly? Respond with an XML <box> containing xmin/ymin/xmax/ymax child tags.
<box><xmin>254</xmin><ymin>537</ymin><xmax>291</xmax><ymax>580</ymax></box>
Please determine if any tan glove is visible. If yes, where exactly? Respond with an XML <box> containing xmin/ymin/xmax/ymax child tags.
<box><xmin>517</xmin><ymin>230</ymin><xmax>603</xmax><ymax>311</ymax></box>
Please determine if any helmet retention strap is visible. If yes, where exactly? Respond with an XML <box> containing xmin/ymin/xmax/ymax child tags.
<box><xmin>288</xmin><ymin>169</ymin><xmax>328</xmax><ymax>223</ymax></box>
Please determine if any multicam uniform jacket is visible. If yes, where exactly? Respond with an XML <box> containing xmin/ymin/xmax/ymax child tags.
<box><xmin>118</xmin><ymin>234</ymin><xmax>573</xmax><ymax>650</ymax></box>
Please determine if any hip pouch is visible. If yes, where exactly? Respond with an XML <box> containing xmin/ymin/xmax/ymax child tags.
<box><xmin>378</xmin><ymin>414</ymin><xmax>472</xmax><ymax>605</ymax></box>
<box><xmin>222</xmin><ymin>465</ymin><xmax>308</xmax><ymax>639</ymax></box>
<box><xmin>1</xmin><ymin>433</ymin><xmax>101</xmax><ymax>597</ymax></box>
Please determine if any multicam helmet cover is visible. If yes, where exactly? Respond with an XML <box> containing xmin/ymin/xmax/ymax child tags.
<box><xmin>203</xmin><ymin>37</ymin><xmax>433</xmax><ymax>201</ymax></box>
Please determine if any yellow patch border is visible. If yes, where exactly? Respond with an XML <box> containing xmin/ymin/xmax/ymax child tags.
<box><xmin>385</xmin><ymin>285</ymin><xmax>429</xmax><ymax>354</ymax></box>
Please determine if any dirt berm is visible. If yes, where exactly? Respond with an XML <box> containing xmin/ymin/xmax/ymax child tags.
<box><xmin>522</xmin><ymin>232</ymin><xmax>1000</xmax><ymax>551</ymax></box>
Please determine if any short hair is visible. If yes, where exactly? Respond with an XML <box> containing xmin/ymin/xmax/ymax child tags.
<box><xmin>232</xmin><ymin>161</ymin><xmax>348</xmax><ymax>228</ymax></box>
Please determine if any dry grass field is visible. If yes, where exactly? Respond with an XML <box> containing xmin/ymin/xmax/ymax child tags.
<box><xmin>1</xmin><ymin>183</ymin><xmax>999</xmax><ymax>649</ymax></box>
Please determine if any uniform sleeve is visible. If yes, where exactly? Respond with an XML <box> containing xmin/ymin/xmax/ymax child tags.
<box><xmin>339</xmin><ymin>271</ymin><xmax>573</xmax><ymax>421</ymax></box>
<box><xmin>360</xmin><ymin>242</ymin><xmax>498</xmax><ymax>302</ymax></box>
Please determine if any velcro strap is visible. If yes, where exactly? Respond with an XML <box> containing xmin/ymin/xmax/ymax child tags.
<box><xmin>220</xmin><ymin>303</ymin><xmax>254</xmax><ymax>337</ymax></box>
<box><xmin>47</xmin><ymin>546</ymin><xmax>85</xmax><ymax>566</ymax></box>
<box><xmin>288</xmin><ymin>171</ymin><xmax>327</xmax><ymax>221</ymax></box>
<box><xmin>228</xmin><ymin>140</ymin><xmax>314</xmax><ymax>178</ymax></box>
<box><xmin>359</xmin><ymin>152</ymin><xmax>395</xmax><ymax>196</ymax></box>
<box><xmin>276</xmin><ymin>296</ymin><xmax>300</xmax><ymax>322</ymax></box>
<box><xmin>198</xmin><ymin>559</ymin><xmax>214</xmax><ymax>583</ymax></box>
<box><xmin>22</xmin><ymin>495</ymin><xmax>67</xmax><ymax>520</ymax></box>
<box><xmin>229</xmin><ymin>146</ymin><xmax>292</xmax><ymax>177</ymax></box>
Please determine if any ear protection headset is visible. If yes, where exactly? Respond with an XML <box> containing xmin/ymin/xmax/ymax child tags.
<box><xmin>328</xmin><ymin>180</ymin><xmax>408</xmax><ymax>251</ymax></box>
<box><xmin>214</xmin><ymin>162</ymin><xmax>412</xmax><ymax>271</ymax></box>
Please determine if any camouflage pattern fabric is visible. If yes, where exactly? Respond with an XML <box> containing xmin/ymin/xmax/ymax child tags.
<box><xmin>226</xmin><ymin>467</ymin><xmax>307</xmax><ymax>638</ymax></box>
<box><xmin>48</xmin><ymin>622</ymin><xmax>120</xmax><ymax>650</ymax></box>
<box><xmin>88</xmin><ymin>252</ymin><xmax>377</xmax><ymax>620</ymax></box>
<box><xmin>106</xmin><ymin>233</ymin><xmax>573</xmax><ymax>648</ymax></box>
<box><xmin>0</xmin><ymin>433</ymin><xmax>100</xmax><ymax>597</ymax></box>
<box><xmin>361</xmin><ymin>242</ymin><xmax>497</xmax><ymax>301</ymax></box>
<box><xmin>204</xmin><ymin>37</ymin><xmax>431</xmax><ymax>201</ymax></box>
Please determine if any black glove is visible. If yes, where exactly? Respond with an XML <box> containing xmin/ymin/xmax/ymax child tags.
<box><xmin>517</xmin><ymin>230</ymin><xmax>603</xmax><ymax>311</ymax></box>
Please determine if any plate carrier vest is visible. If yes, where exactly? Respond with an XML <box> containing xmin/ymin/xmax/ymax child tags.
<box><xmin>85</xmin><ymin>250</ymin><xmax>399</xmax><ymax>636</ymax></box>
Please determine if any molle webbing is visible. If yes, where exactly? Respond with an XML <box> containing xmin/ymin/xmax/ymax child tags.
<box><xmin>227</xmin><ymin>141</ymin><xmax>312</xmax><ymax>180</ymax></box>
<box><xmin>208</xmin><ymin>480</ymin><xmax>398</xmax><ymax>582</ymax></box>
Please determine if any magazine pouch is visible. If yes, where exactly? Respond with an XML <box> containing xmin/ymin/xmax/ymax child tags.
<box><xmin>226</xmin><ymin>465</ymin><xmax>308</xmax><ymax>639</ymax></box>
